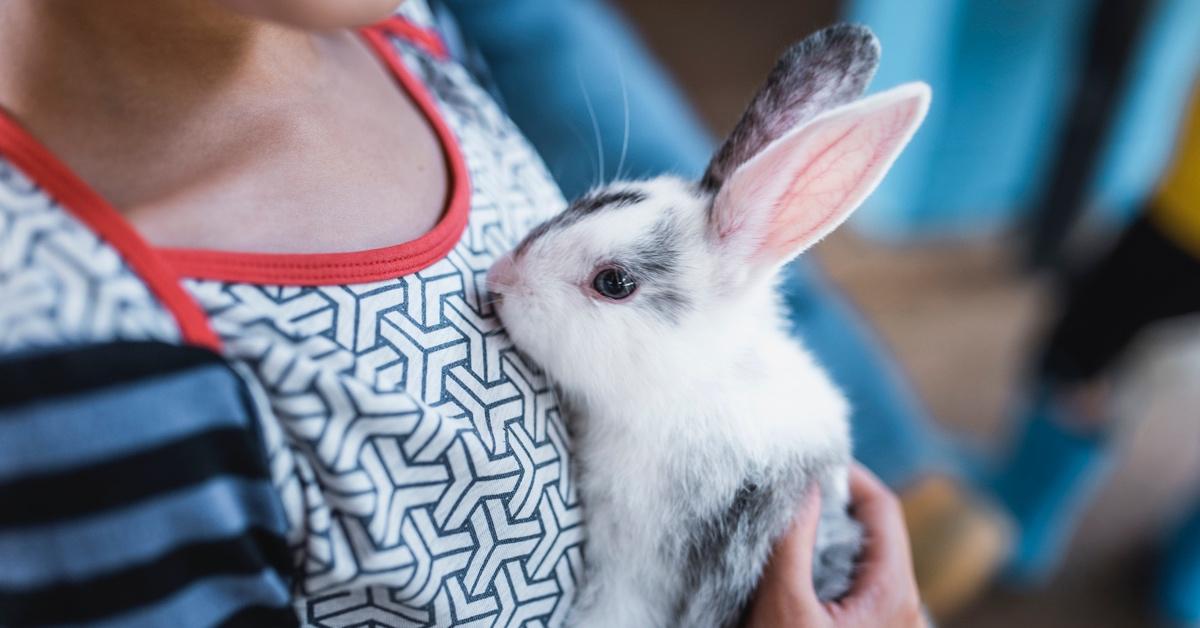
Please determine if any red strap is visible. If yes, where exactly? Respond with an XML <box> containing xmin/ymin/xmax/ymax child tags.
<box><xmin>156</xmin><ymin>25</ymin><xmax>472</xmax><ymax>285</ymax></box>
<box><xmin>0</xmin><ymin>17</ymin><xmax>468</xmax><ymax>305</ymax></box>
<box><xmin>0</xmin><ymin>111</ymin><xmax>222</xmax><ymax>352</ymax></box>
<box><xmin>372</xmin><ymin>16</ymin><xmax>450</xmax><ymax>59</ymax></box>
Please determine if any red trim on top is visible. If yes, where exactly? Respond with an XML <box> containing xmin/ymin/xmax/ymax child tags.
<box><xmin>0</xmin><ymin>17</ymin><xmax>464</xmax><ymax>348</ymax></box>
<box><xmin>0</xmin><ymin>112</ymin><xmax>223</xmax><ymax>352</ymax></box>
<box><xmin>156</xmin><ymin>25</ymin><xmax>471</xmax><ymax>285</ymax></box>
<box><xmin>372</xmin><ymin>16</ymin><xmax>450</xmax><ymax>59</ymax></box>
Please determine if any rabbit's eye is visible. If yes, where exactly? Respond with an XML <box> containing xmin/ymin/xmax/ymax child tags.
<box><xmin>592</xmin><ymin>267</ymin><xmax>637</xmax><ymax>301</ymax></box>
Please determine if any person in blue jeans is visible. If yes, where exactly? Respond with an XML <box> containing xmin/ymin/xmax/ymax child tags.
<box><xmin>435</xmin><ymin>0</ymin><xmax>1012</xmax><ymax>617</ymax></box>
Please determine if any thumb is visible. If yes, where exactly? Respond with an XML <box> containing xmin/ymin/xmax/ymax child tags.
<box><xmin>764</xmin><ymin>486</ymin><xmax>824</xmax><ymax>596</ymax></box>
<box><xmin>746</xmin><ymin>488</ymin><xmax>829</xmax><ymax>627</ymax></box>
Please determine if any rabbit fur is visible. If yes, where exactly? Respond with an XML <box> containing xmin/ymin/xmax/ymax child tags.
<box><xmin>488</xmin><ymin>23</ymin><xmax>930</xmax><ymax>628</ymax></box>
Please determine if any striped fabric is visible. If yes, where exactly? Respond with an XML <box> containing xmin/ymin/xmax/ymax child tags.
<box><xmin>0</xmin><ymin>342</ymin><xmax>297</xmax><ymax>627</ymax></box>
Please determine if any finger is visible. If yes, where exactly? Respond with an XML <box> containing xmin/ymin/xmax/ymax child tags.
<box><xmin>746</xmin><ymin>487</ymin><xmax>829</xmax><ymax>626</ymax></box>
<box><xmin>760</xmin><ymin>487</ymin><xmax>823</xmax><ymax>593</ymax></box>
<box><xmin>790</xmin><ymin>486</ymin><xmax>825</xmax><ymax>574</ymax></box>
<box><xmin>846</xmin><ymin>464</ymin><xmax>916</xmax><ymax>592</ymax></box>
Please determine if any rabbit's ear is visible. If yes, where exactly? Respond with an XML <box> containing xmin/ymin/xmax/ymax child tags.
<box><xmin>710</xmin><ymin>83</ymin><xmax>930</xmax><ymax>274</ymax></box>
<box><xmin>701</xmin><ymin>23</ymin><xmax>881</xmax><ymax>191</ymax></box>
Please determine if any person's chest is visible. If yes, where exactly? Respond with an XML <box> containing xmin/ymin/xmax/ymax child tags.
<box><xmin>178</xmin><ymin>28</ymin><xmax>586</xmax><ymax>626</ymax></box>
<box><xmin>54</xmin><ymin>33</ymin><xmax>452</xmax><ymax>255</ymax></box>
<box><xmin>0</xmin><ymin>13</ymin><xmax>586</xmax><ymax>624</ymax></box>
<box><xmin>127</xmin><ymin>95</ymin><xmax>449</xmax><ymax>254</ymax></box>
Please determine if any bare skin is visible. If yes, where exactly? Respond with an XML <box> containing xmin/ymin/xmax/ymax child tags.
<box><xmin>746</xmin><ymin>465</ymin><xmax>927</xmax><ymax>628</ymax></box>
<box><xmin>0</xmin><ymin>0</ymin><xmax>445</xmax><ymax>253</ymax></box>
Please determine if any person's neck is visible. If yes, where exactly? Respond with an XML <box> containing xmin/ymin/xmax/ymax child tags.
<box><xmin>0</xmin><ymin>0</ymin><xmax>324</xmax><ymax>124</ymax></box>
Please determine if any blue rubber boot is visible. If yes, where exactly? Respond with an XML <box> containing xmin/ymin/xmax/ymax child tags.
<box><xmin>1157</xmin><ymin>499</ymin><xmax>1200</xmax><ymax>626</ymax></box>
<box><xmin>991</xmin><ymin>387</ymin><xmax>1116</xmax><ymax>584</ymax></box>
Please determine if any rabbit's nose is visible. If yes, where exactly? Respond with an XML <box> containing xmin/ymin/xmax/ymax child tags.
<box><xmin>487</xmin><ymin>254</ymin><xmax>518</xmax><ymax>298</ymax></box>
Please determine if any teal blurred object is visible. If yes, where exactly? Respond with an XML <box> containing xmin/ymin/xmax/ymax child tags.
<box><xmin>990</xmin><ymin>389</ymin><xmax>1115</xmax><ymax>584</ymax></box>
<box><xmin>437</xmin><ymin>0</ymin><xmax>715</xmax><ymax>198</ymax></box>
<box><xmin>1158</xmin><ymin>502</ymin><xmax>1200</xmax><ymax>624</ymax></box>
<box><xmin>847</xmin><ymin>0</ymin><xmax>1200</xmax><ymax>240</ymax></box>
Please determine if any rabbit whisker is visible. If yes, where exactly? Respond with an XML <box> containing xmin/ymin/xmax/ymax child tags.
<box><xmin>615</xmin><ymin>53</ymin><xmax>630</xmax><ymax>182</ymax></box>
<box><xmin>576</xmin><ymin>64</ymin><xmax>605</xmax><ymax>188</ymax></box>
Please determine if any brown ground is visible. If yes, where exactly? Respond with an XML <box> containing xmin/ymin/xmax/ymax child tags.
<box><xmin>612</xmin><ymin>1</ymin><xmax>1200</xmax><ymax>626</ymax></box>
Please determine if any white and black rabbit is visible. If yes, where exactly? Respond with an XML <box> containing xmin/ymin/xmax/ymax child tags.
<box><xmin>487</xmin><ymin>24</ymin><xmax>929</xmax><ymax>628</ymax></box>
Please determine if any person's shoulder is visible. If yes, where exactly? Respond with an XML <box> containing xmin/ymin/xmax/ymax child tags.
<box><xmin>0</xmin><ymin>157</ymin><xmax>183</xmax><ymax>355</ymax></box>
<box><xmin>0</xmin><ymin>157</ymin><xmax>74</xmax><ymax>289</ymax></box>
<box><xmin>0</xmin><ymin>156</ymin><xmax>46</xmax><ymax>209</ymax></box>
<box><xmin>0</xmin><ymin>338</ymin><xmax>295</xmax><ymax>627</ymax></box>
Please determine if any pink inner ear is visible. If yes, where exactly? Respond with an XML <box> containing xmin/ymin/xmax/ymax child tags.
<box><xmin>713</xmin><ymin>83</ymin><xmax>929</xmax><ymax>267</ymax></box>
<box><xmin>770</xmin><ymin>118</ymin><xmax>896</xmax><ymax>252</ymax></box>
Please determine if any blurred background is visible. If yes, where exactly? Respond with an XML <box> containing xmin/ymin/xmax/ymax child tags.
<box><xmin>441</xmin><ymin>0</ymin><xmax>1200</xmax><ymax>624</ymax></box>
<box><xmin>601</xmin><ymin>1</ymin><xmax>1200</xmax><ymax>626</ymax></box>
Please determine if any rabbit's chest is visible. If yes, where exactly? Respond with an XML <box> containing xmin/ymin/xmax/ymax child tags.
<box><xmin>574</xmin><ymin>411</ymin><xmax>789</xmax><ymax>524</ymax></box>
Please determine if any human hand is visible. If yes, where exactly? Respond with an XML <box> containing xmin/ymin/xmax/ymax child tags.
<box><xmin>744</xmin><ymin>464</ymin><xmax>926</xmax><ymax>628</ymax></box>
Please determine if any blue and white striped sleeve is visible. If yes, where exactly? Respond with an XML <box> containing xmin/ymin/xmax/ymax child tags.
<box><xmin>0</xmin><ymin>342</ymin><xmax>297</xmax><ymax>627</ymax></box>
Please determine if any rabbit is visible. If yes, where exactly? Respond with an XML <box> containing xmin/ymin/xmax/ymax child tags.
<box><xmin>486</xmin><ymin>23</ymin><xmax>930</xmax><ymax>628</ymax></box>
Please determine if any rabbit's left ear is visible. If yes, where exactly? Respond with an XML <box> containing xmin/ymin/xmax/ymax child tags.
<box><xmin>710</xmin><ymin>82</ymin><xmax>930</xmax><ymax>273</ymax></box>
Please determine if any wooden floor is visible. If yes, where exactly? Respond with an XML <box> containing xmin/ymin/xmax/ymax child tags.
<box><xmin>612</xmin><ymin>2</ymin><xmax>1200</xmax><ymax>626</ymax></box>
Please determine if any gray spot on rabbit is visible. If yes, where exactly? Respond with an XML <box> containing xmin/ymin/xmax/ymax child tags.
<box><xmin>673</xmin><ymin>481</ymin><xmax>776</xmax><ymax>628</ymax></box>
<box><xmin>673</xmin><ymin>462</ymin><xmax>861</xmax><ymax>628</ymax></box>
<box><xmin>627</xmin><ymin>219</ymin><xmax>691</xmax><ymax>323</ymax></box>
<box><xmin>674</xmin><ymin>472</ymin><xmax>794</xmax><ymax>628</ymax></box>
<box><xmin>701</xmin><ymin>23</ymin><xmax>880</xmax><ymax>192</ymax></box>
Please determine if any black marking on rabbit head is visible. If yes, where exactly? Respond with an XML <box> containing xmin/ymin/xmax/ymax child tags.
<box><xmin>701</xmin><ymin>23</ymin><xmax>881</xmax><ymax>192</ymax></box>
<box><xmin>570</xmin><ymin>190</ymin><xmax>647</xmax><ymax>217</ymax></box>
<box><xmin>506</xmin><ymin>183</ymin><xmax>692</xmax><ymax>324</ymax></box>
<box><xmin>513</xmin><ymin>189</ymin><xmax>648</xmax><ymax>257</ymax></box>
